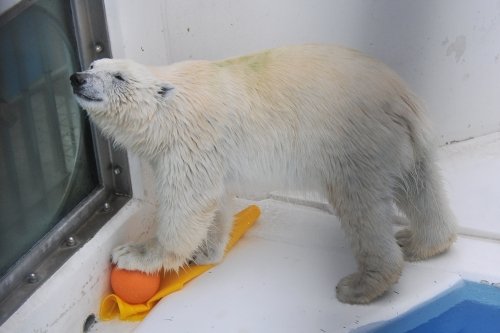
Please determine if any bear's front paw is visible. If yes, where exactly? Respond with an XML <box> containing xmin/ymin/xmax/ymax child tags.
<box><xmin>336</xmin><ymin>269</ymin><xmax>401</xmax><ymax>304</ymax></box>
<box><xmin>112</xmin><ymin>238</ymin><xmax>186</xmax><ymax>273</ymax></box>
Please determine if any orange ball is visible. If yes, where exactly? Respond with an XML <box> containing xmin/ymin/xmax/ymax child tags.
<box><xmin>110</xmin><ymin>266</ymin><xmax>161</xmax><ymax>304</ymax></box>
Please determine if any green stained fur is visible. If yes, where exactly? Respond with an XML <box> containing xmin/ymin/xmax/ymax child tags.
<box><xmin>216</xmin><ymin>51</ymin><xmax>271</xmax><ymax>72</ymax></box>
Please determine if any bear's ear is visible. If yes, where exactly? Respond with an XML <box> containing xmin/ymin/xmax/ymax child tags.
<box><xmin>157</xmin><ymin>83</ymin><xmax>175</xmax><ymax>98</ymax></box>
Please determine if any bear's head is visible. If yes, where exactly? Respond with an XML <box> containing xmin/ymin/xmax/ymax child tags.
<box><xmin>70</xmin><ymin>58</ymin><xmax>175</xmax><ymax>155</ymax></box>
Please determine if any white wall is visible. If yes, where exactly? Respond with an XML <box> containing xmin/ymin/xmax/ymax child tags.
<box><xmin>104</xmin><ymin>0</ymin><xmax>500</xmax><ymax>145</ymax></box>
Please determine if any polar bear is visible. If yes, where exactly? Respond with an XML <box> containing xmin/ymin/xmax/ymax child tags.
<box><xmin>70</xmin><ymin>44</ymin><xmax>456</xmax><ymax>304</ymax></box>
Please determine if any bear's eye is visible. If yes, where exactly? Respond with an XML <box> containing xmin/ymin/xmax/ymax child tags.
<box><xmin>89</xmin><ymin>64</ymin><xmax>94</xmax><ymax>69</ymax></box>
<box><xmin>114</xmin><ymin>74</ymin><xmax>125</xmax><ymax>81</ymax></box>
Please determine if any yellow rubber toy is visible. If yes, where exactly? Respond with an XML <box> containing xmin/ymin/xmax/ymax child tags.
<box><xmin>100</xmin><ymin>205</ymin><xmax>260</xmax><ymax>321</ymax></box>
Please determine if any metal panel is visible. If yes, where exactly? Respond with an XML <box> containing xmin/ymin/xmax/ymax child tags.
<box><xmin>0</xmin><ymin>0</ymin><xmax>131</xmax><ymax>324</ymax></box>
<box><xmin>70</xmin><ymin>0</ymin><xmax>132</xmax><ymax>196</ymax></box>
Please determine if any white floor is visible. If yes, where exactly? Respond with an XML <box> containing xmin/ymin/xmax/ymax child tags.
<box><xmin>92</xmin><ymin>132</ymin><xmax>500</xmax><ymax>333</ymax></box>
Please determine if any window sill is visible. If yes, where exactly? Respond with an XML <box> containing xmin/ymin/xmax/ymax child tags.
<box><xmin>0</xmin><ymin>198</ymin><xmax>156</xmax><ymax>333</ymax></box>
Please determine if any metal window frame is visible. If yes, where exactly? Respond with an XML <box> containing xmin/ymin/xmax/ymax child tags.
<box><xmin>0</xmin><ymin>0</ymin><xmax>131</xmax><ymax>324</ymax></box>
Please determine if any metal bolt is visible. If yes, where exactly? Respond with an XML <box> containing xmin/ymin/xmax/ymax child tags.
<box><xmin>103</xmin><ymin>202</ymin><xmax>111</xmax><ymax>212</ymax></box>
<box><xmin>83</xmin><ymin>314</ymin><xmax>96</xmax><ymax>332</ymax></box>
<box><xmin>26</xmin><ymin>272</ymin><xmax>39</xmax><ymax>284</ymax></box>
<box><xmin>65</xmin><ymin>236</ymin><xmax>77</xmax><ymax>247</ymax></box>
<box><xmin>94</xmin><ymin>43</ymin><xmax>103</xmax><ymax>53</ymax></box>
<box><xmin>113</xmin><ymin>166</ymin><xmax>122</xmax><ymax>175</ymax></box>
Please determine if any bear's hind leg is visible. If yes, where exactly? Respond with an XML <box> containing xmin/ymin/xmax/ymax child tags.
<box><xmin>394</xmin><ymin>158</ymin><xmax>457</xmax><ymax>261</ymax></box>
<box><xmin>329</xmin><ymin>184</ymin><xmax>403</xmax><ymax>304</ymax></box>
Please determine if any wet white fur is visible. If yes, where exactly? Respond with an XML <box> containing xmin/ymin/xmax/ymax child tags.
<box><xmin>73</xmin><ymin>44</ymin><xmax>457</xmax><ymax>304</ymax></box>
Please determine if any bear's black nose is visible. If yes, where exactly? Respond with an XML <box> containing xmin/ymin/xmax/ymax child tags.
<box><xmin>70</xmin><ymin>73</ymin><xmax>88</xmax><ymax>87</ymax></box>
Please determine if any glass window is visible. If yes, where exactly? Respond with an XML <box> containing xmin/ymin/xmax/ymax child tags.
<box><xmin>0</xmin><ymin>0</ymin><xmax>97</xmax><ymax>278</ymax></box>
<box><xmin>0</xmin><ymin>0</ymin><xmax>131</xmax><ymax>324</ymax></box>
